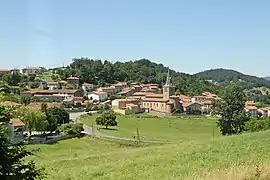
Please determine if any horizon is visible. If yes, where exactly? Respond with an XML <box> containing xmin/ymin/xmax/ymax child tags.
<box><xmin>1</xmin><ymin>1</ymin><xmax>270</xmax><ymax>77</ymax></box>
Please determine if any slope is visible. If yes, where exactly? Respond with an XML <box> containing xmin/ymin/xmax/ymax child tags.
<box><xmin>195</xmin><ymin>68</ymin><xmax>270</xmax><ymax>89</ymax></box>
<box><xmin>28</xmin><ymin>130</ymin><xmax>270</xmax><ymax>180</ymax></box>
<box><xmin>56</xmin><ymin>58</ymin><xmax>221</xmax><ymax>96</ymax></box>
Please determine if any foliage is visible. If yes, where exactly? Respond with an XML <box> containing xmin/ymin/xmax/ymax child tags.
<box><xmin>96</xmin><ymin>111</ymin><xmax>117</xmax><ymax>129</ymax></box>
<box><xmin>45</xmin><ymin>107</ymin><xmax>70</xmax><ymax>132</ymax></box>
<box><xmin>16</xmin><ymin>107</ymin><xmax>47</xmax><ymax>135</ymax></box>
<box><xmin>0</xmin><ymin>91</ymin><xmax>21</xmax><ymax>103</ymax></box>
<box><xmin>56</xmin><ymin>58</ymin><xmax>221</xmax><ymax>96</ymax></box>
<box><xmin>96</xmin><ymin>104</ymin><xmax>104</xmax><ymax>111</ymax></box>
<box><xmin>0</xmin><ymin>105</ymin><xmax>45</xmax><ymax>179</ymax></box>
<box><xmin>245</xmin><ymin>119</ymin><xmax>270</xmax><ymax>132</ymax></box>
<box><xmin>56</xmin><ymin>123</ymin><xmax>83</xmax><ymax>135</ymax></box>
<box><xmin>213</xmin><ymin>82</ymin><xmax>250</xmax><ymax>135</ymax></box>
<box><xmin>195</xmin><ymin>68</ymin><xmax>270</xmax><ymax>89</ymax></box>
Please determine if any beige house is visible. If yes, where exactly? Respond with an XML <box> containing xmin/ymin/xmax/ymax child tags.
<box><xmin>112</xmin><ymin>98</ymin><xmax>141</xmax><ymax>115</ymax></box>
<box><xmin>245</xmin><ymin>105</ymin><xmax>258</xmax><ymax>117</ymax></box>
<box><xmin>8</xmin><ymin>118</ymin><xmax>25</xmax><ymax>144</ymax></box>
<box><xmin>66</xmin><ymin>76</ymin><xmax>79</xmax><ymax>86</ymax></box>
<box><xmin>258</xmin><ymin>107</ymin><xmax>270</xmax><ymax>117</ymax></box>
<box><xmin>183</xmin><ymin>102</ymin><xmax>203</xmax><ymax>114</ymax></box>
<box><xmin>22</xmin><ymin>67</ymin><xmax>41</xmax><ymax>75</ymax></box>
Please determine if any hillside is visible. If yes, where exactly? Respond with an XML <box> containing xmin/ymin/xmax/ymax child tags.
<box><xmin>265</xmin><ymin>77</ymin><xmax>270</xmax><ymax>81</ymax></box>
<box><xmin>194</xmin><ymin>68</ymin><xmax>270</xmax><ymax>89</ymax></box>
<box><xmin>55</xmin><ymin>58</ymin><xmax>221</xmax><ymax>96</ymax></box>
<box><xmin>29</xmin><ymin>129</ymin><xmax>270</xmax><ymax>179</ymax></box>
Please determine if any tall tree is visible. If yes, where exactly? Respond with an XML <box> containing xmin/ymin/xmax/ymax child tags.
<box><xmin>16</xmin><ymin>107</ymin><xmax>47</xmax><ymax>135</ymax></box>
<box><xmin>0</xmin><ymin>105</ymin><xmax>45</xmax><ymax>179</ymax></box>
<box><xmin>212</xmin><ymin>82</ymin><xmax>250</xmax><ymax>135</ymax></box>
<box><xmin>96</xmin><ymin>111</ymin><xmax>117</xmax><ymax>129</ymax></box>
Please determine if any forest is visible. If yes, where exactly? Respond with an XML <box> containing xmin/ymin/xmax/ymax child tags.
<box><xmin>54</xmin><ymin>58</ymin><xmax>221</xmax><ymax>96</ymax></box>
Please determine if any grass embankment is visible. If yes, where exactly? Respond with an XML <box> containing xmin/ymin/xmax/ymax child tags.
<box><xmin>28</xmin><ymin>130</ymin><xmax>270</xmax><ymax>180</ymax></box>
<box><xmin>80</xmin><ymin>114</ymin><xmax>221</xmax><ymax>142</ymax></box>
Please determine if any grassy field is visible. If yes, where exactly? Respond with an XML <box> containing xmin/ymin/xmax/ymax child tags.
<box><xmin>27</xmin><ymin>114</ymin><xmax>270</xmax><ymax>179</ymax></box>
<box><xmin>80</xmin><ymin>114</ymin><xmax>221</xmax><ymax>142</ymax></box>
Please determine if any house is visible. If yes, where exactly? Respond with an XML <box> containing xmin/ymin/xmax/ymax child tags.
<box><xmin>82</xmin><ymin>82</ymin><xmax>94</xmax><ymax>92</ymax></box>
<box><xmin>97</xmin><ymin>86</ymin><xmax>116</xmax><ymax>94</ymax></box>
<box><xmin>111</xmin><ymin>84</ymin><xmax>124</xmax><ymax>92</ymax></box>
<box><xmin>183</xmin><ymin>102</ymin><xmax>203</xmax><ymax>114</ymax></box>
<box><xmin>26</xmin><ymin>102</ymin><xmax>62</xmax><ymax>110</ymax></box>
<box><xmin>141</xmin><ymin>69</ymin><xmax>181</xmax><ymax>115</ymax></box>
<box><xmin>245</xmin><ymin>105</ymin><xmax>258</xmax><ymax>117</ymax></box>
<box><xmin>46</xmin><ymin>82</ymin><xmax>61</xmax><ymax>90</ymax></box>
<box><xmin>118</xmin><ymin>88</ymin><xmax>136</xmax><ymax>97</ymax></box>
<box><xmin>132</xmin><ymin>85</ymin><xmax>142</xmax><ymax>92</ymax></box>
<box><xmin>66</xmin><ymin>76</ymin><xmax>80</xmax><ymax>86</ymax></box>
<box><xmin>20</xmin><ymin>89</ymin><xmax>83</xmax><ymax>101</ymax></box>
<box><xmin>112</xmin><ymin>98</ymin><xmax>142</xmax><ymax>115</ymax></box>
<box><xmin>8</xmin><ymin>118</ymin><xmax>25</xmax><ymax>144</ymax></box>
<box><xmin>0</xmin><ymin>69</ymin><xmax>10</xmax><ymax>80</ymax></box>
<box><xmin>258</xmin><ymin>107</ymin><xmax>270</xmax><ymax>117</ymax></box>
<box><xmin>88</xmin><ymin>91</ymin><xmax>108</xmax><ymax>102</ymax></box>
<box><xmin>179</xmin><ymin>95</ymin><xmax>192</xmax><ymax>102</ymax></box>
<box><xmin>22</xmin><ymin>67</ymin><xmax>40</xmax><ymax>75</ymax></box>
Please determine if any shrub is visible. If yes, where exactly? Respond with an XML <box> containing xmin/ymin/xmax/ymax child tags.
<box><xmin>245</xmin><ymin>119</ymin><xmax>270</xmax><ymax>132</ymax></box>
<box><xmin>56</xmin><ymin>123</ymin><xmax>84</xmax><ymax>135</ymax></box>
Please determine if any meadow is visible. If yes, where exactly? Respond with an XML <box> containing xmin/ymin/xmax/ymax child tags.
<box><xmin>28</xmin><ymin>114</ymin><xmax>270</xmax><ymax>180</ymax></box>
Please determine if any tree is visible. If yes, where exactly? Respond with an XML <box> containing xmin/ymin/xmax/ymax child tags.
<box><xmin>96</xmin><ymin>111</ymin><xmax>117</xmax><ymax>129</ymax></box>
<box><xmin>46</xmin><ymin>107</ymin><xmax>69</xmax><ymax>125</ymax></box>
<box><xmin>0</xmin><ymin>105</ymin><xmax>45</xmax><ymax>179</ymax></box>
<box><xmin>212</xmin><ymin>82</ymin><xmax>250</xmax><ymax>135</ymax></box>
<box><xmin>2</xmin><ymin>73</ymin><xmax>9</xmax><ymax>84</ymax></box>
<box><xmin>16</xmin><ymin>107</ymin><xmax>47</xmax><ymax>135</ymax></box>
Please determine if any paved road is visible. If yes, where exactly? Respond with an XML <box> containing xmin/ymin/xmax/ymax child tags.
<box><xmin>69</xmin><ymin>112</ymin><xmax>169</xmax><ymax>144</ymax></box>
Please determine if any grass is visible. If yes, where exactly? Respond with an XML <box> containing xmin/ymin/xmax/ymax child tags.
<box><xmin>80</xmin><ymin>114</ymin><xmax>221</xmax><ymax>142</ymax></box>
<box><xmin>27</xmin><ymin>114</ymin><xmax>270</xmax><ymax>179</ymax></box>
<box><xmin>35</xmin><ymin>71</ymin><xmax>60</xmax><ymax>82</ymax></box>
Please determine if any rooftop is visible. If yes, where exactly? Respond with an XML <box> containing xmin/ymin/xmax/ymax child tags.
<box><xmin>9</xmin><ymin>118</ymin><xmax>25</xmax><ymax>127</ymax></box>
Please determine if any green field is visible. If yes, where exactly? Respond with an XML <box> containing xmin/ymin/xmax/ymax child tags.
<box><xmin>80</xmin><ymin>114</ymin><xmax>221</xmax><ymax>142</ymax></box>
<box><xmin>28</xmin><ymin>115</ymin><xmax>270</xmax><ymax>180</ymax></box>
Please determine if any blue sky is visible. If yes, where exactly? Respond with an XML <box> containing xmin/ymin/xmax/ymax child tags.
<box><xmin>1</xmin><ymin>0</ymin><xmax>270</xmax><ymax>76</ymax></box>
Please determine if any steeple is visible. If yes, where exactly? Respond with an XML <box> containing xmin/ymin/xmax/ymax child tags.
<box><xmin>165</xmin><ymin>67</ymin><xmax>172</xmax><ymax>86</ymax></box>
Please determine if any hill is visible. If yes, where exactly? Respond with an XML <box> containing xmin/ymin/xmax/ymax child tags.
<box><xmin>265</xmin><ymin>77</ymin><xmax>270</xmax><ymax>81</ymax></box>
<box><xmin>29</xmin><ymin>125</ymin><xmax>270</xmax><ymax>179</ymax></box>
<box><xmin>194</xmin><ymin>68</ymin><xmax>270</xmax><ymax>89</ymax></box>
<box><xmin>56</xmin><ymin>58</ymin><xmax>221</xmax><ymax>96</ymax></box>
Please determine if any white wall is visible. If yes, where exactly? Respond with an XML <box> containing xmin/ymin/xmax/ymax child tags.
<box><xmin>88</xmin><ymin>93</ymin><xmax>107</xmax><ymax>101</ymax></box>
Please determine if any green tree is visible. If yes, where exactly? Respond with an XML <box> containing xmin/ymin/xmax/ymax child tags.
<box><xmin>2</xmin><ymin>73</ymin><xmax>9</xmax><ymax>84</ymax></box>
<box><xmin>46</xmin><ymin>107</ymin><xmax>70</xmax><ymax>125</ymax></box>
<box><xmin>96</xmin><ymin>111</ymin><xmax>117</xmax><ymax>129</ymax></box>
<box><xmin>0</xmin><ymin>105</ymin><xmax>45</xmax><ymax>179</ymax></box>
<box><xmin>16</xmin><ymin>107</ymin><xmax>47</xmax><ymax>135</ymax></box>
<box><xmin>212</xmin><ymin>82</ymin><xmax>250</xmax><ymax>135</ymax></box>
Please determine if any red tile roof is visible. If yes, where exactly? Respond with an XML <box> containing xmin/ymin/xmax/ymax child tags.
<box><xmin>26</xmin><ymin>102</ymin><xmax>62</xmax><ymax>109</ymax></box>
<box><xmin>133</xmin><ymin>92</ymin><xmax>154</xmax><ymax>96</ymax></box>
<box><xmin>0</xmin><ymin>69</ymin><xmax>9</xmax><ymax>72</ymax></box>
<box><xmin>245</xmin><ymin>105</ymin><xmax>258</xmax><ymax>110</ymax></box>
<box><xmin>10</xmin><ymin>118</ymin><xmax>25</xmax><ymax>127</ymax></box>
<box><xmin>22</xmin><ymin>67</ymin><xmax>40</xmax><ymax>70</ymax></box>
<box><xmin>22</xmin><ymin>89</ymin><xmax>79</xmax><ymax>94</ymax></box>
<box><xmin>143</xmin><ymin>98</ymin><xmax>168</xmax><ymax>102</ymax></box>
<box><xmin>67</xmin><ymin>76</ymin><xmax>79</xmax><ymax>80</ymax></box>
<box><xmin>145</xmin><ymin>94</ymin><xmax>163</xmax><ymax>98</ymax></box>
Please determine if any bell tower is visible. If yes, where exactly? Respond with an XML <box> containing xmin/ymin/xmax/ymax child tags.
<box><xmin>163</xmin><ymin>67</ymin><xmax>175</xmax><ymax>100</ymax></box>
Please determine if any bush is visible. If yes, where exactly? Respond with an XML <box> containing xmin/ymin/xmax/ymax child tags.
<box><xmin>56</xmin><ymin>123</ymin><xmax>84</xmax><ymax>135</ymax></box>
<box><xmin>245</xmin><ymin>119</ymin><xmax>270</xmax><ymax>132</ymax></box>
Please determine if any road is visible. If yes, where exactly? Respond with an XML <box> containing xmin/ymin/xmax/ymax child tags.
<box><xmin>69</xmin><ymin>112</ymin><xmax>169</xmax><ymax>143</ymax></box>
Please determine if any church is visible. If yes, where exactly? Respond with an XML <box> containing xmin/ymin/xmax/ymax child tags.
<box><xmin>141</xmin><ymin>69</ymin><xmax>181</xmax><ymax>114</ymax></box>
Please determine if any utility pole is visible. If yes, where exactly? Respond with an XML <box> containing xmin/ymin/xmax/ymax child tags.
<box><xmin>136</xmin><ymin>128</ymin><xmax>140</xmax><ymax>142</ymax></box>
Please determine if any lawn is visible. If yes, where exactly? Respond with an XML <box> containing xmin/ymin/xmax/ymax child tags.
<box><xmin>28</xmin><ymin>131</ymin><xmax>270</xmax><ymax>180</ymax></box>
<box><xmin>80</xmin><ymin>114</ymin><xmax>221</xmax><ymax>142</ymax></box>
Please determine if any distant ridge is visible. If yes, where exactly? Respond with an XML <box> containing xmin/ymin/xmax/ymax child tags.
<box><xmin>194</xmin><ymin>68</ymin><xmax>270</xmax><ymax>88</ymax></box>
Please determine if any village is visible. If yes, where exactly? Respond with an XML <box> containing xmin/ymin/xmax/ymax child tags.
<box><xmin>0</xmin><ymin>66</ymin><xmax>268</xmax><ymax>118</ymax></box>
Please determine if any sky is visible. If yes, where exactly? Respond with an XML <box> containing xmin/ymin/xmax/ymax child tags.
<box><xmin>0</xmin><ymin>0</ymin><xmax>270</xmax><ymax>77</ymax></box>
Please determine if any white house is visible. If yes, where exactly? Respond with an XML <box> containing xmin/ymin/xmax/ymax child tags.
<box><xmin>82</xmin><ymin>82</ymin><xmax>94</xmax><ymax>92</ymax></box>
<box><xmin>245</xmin><ymin>105</ymin><xmax>258</xmax><ymax>117</ymax></box>
<box><xmin>46</xmin><ymin>82</ymin><xmax>61</xmax><ymax>90</ymax></box>
<box><xmin>8</xmin><ymin>118</ymin><xmax>25</xmax><ymax>144</ymax></box>
<box><xmin>88</xmin><ymin>91</ymin><xmax>108</xmax><ymax>102</ymax></box>
<box><xmin>258</xmin><ymin>107</ymin><xmax>270</xmax><ymax>117</ymax></box>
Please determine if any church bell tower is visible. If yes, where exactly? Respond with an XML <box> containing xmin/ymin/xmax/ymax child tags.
<box><xmin>163</xmin><ymin>67</ymin><xmax>175</xmax><ymax>100</ymax></box>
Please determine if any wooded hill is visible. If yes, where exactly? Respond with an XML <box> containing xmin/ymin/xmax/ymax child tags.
<box><xmin>55</xmin><ymin>58</ymin><xmax>221</xmax><ymax>96</ymax></box>
<box><xmin>194</xmin><ymin>68</ymin><xmax>270</xmax><ymax>89</ymax></box>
